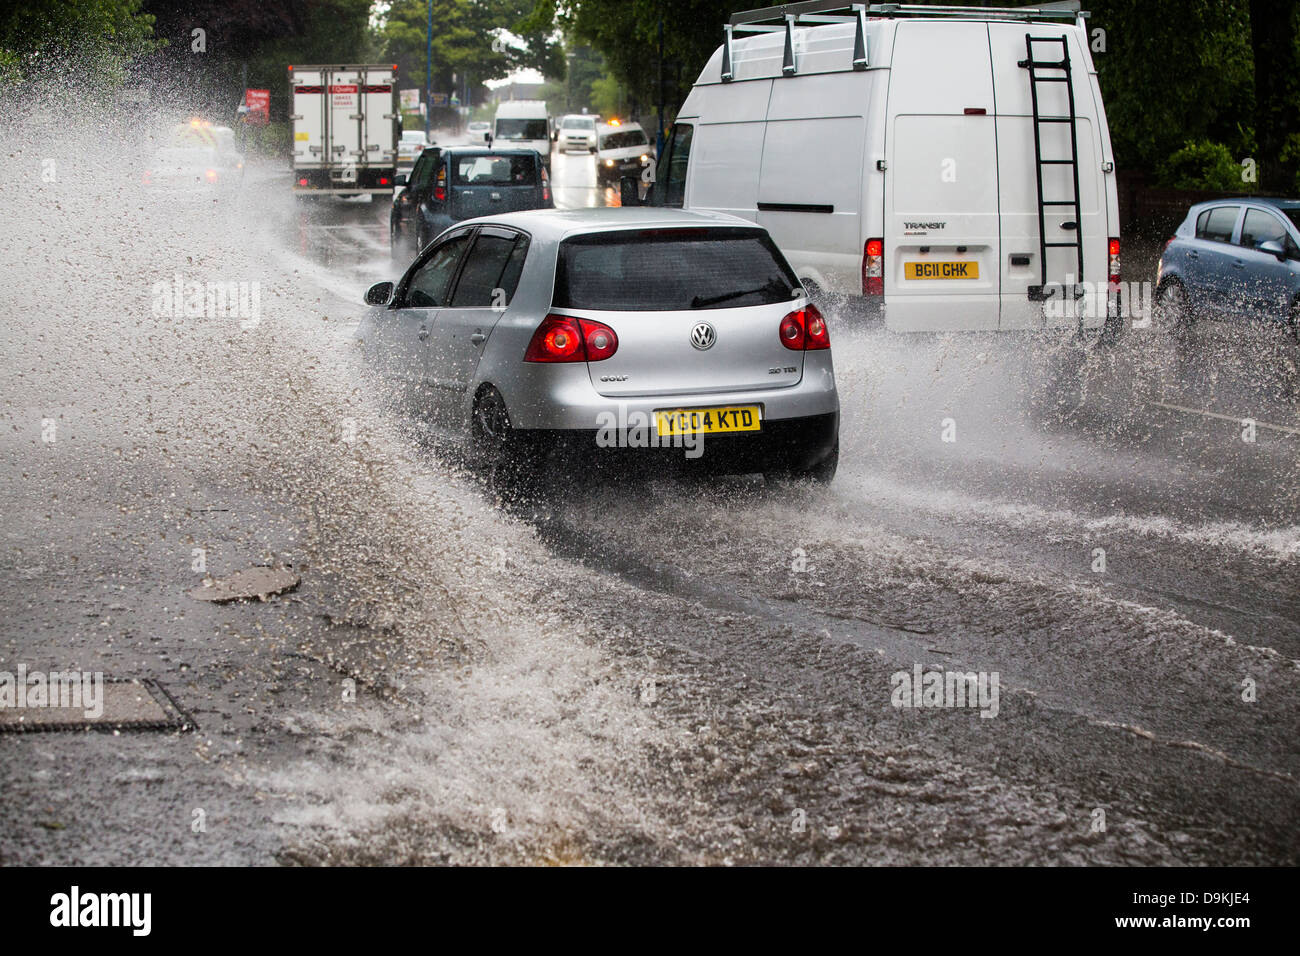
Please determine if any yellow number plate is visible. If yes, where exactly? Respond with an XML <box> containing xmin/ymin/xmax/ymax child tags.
<box><xmin>654</xmin><ymin>405</ymin><xmax>762</xmax><ymax>436</ymax></box>
<box><xmin>905</xmin><ymin>261</ymin><xmax>980</xmax><ymax>280</ymax></box>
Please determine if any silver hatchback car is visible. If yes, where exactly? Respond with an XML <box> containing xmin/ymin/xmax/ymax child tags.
<box><xmin>358</xmin><ymin>208</ymin><xmax>840</xmax><ymax>483</ymax></box>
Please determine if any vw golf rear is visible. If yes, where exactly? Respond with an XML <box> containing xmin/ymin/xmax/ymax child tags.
<box><xmin>359</xmin><ymin>208</ymin><xmax>840</xmax><ymax>484</ymax></box>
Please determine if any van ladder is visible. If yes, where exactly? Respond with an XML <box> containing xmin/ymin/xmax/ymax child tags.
<box><xmin>1019</xmin><ymin>34</ymin><xmax>1084</xmax><ymax>301</ymax></box>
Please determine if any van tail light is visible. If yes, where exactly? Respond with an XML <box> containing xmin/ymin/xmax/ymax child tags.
<box><xmin>1108</xmin><ymin>237</ymin><xmax>1121</xmax><ymax>292</ymax></box>
<box><xmin>779</xmin><ymin>304</ymin><xmax>831</xmax><ymax>351</ymax></box>
<box><xmin>433</xmin><ymin>186</ymin><xmax>446</xmax><ymax>201</ymax></box>
<box><xmin>863</xmin><ymin>238</ymin><xmax>884</xmax><ymax>295</ymax></box>
<box><xmin>524</xmin><ymin>314</ymin><xmax>618</xmax><ymax>363</ymax></box>
<box><xmin>541</xmin><ymin>165</ymin><xmax>551</xmax><ymax>203</ymax></box>
<box><xmin>298</xmin><ymin>177</ymin><xmax>308</xmax><ymax>187</ymax></box>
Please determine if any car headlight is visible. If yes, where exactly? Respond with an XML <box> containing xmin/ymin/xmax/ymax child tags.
<box><xmin>639</xmin><ymin>154</ymin><xmax>649</xmax><ymax>163</ymax></box>
<box><xmin>604</xmin><ymin>159</ymin><xmax>614</xmax><ymax>166</ymax></box>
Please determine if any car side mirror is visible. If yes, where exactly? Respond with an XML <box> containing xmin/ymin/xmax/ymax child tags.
<box><xmin>364</xmin><ymin>281</ymin><xmax>394</xmax><ymax>306</ymax></box>
<box><xmin>393</xmin><ymin>172</ymin><xmax>408</xmax><ymax>187</ymax></box>
<box><xmin>619</xmin><ymin>176</ymin><xmax>642</xmax><ymax>207</ymax></box>
<box><xmin>1258</xmin><ymin>239</ymin><xmax>1287</xmax><ymax>261</ymax></box>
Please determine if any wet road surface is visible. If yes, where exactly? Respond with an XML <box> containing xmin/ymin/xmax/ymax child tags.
<box><xmin>1</xmin><ymin>124</ymin><xmax>1296</xmax><ymax>865</ymax></box>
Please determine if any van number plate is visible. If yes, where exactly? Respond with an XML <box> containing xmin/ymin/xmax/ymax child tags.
<box><xmin>905</xmin><ymin>261</ymin><xmax>979</xmax><ymax>280</ymax></box>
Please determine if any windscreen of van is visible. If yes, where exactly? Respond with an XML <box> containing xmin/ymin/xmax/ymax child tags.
<box><xmin>563</xmin><ymin>117</ymin><xmax>594</xmax><ymax>129</ymax></box>
<box><xmin>452</xmin><ymin>154</ymin><xmax>536</xmax><ymax>186</ymax></box>
<box><xmin>553</xmin><ymin>228</ymin><xmax>798</xmax><ymax>311</ymax></box>
<box><xmin>600</xmin><ymin>130</ymin><xmax>647</xmax><ymax>150</ymax></box>
<box><xmin>495</xmin><ymin>119</ymin><xmax>548</xmax><ymax>140</ymax></box>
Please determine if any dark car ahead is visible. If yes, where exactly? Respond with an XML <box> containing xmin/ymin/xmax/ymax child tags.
<box><xmin>1155</xmin><ymin>197</ymin><xmax>1300</xmax><ymax>339</ymax></box>
<box><xmin>390</xmin><ymin>147</ymin><xmax>552</xmax><ymax>261</ymax></box>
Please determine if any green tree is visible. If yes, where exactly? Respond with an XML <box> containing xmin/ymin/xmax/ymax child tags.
<box><xmin>380</xmin><ymin>0</ymin><xmax>562</xmax><ymax>104</ymax></box>
<box><xmin>0</xmin><ymin>0</ymin><xmax>160</xmax><ymax>84</ymax></box>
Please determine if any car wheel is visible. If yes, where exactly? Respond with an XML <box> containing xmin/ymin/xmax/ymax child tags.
<box><xmin>471</xmin><ymin>387</ymin><xmax>533</xmax><ymax>501</ymax></box>
<box><xmin>1155</xmin><ymin>280</ymin><xmax>1192</xmax><ymax>336</ymax></box>
<box><xmin>389</xmin><ymin>218</ymin><xmax>404</xmax><ymax>262</ymax></box>
<box><xmin>766</xmin><ymin>439</ymin><xmax>839</xmax><ymax>486</ymax></box>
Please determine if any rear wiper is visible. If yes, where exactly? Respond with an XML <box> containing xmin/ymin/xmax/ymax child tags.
<box><xmin>691</xmin><ymin>278</ymin><xmax>784</xmax><ymax>309</ymax></box>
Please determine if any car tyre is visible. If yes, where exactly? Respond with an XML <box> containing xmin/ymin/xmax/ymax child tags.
<box><xmin>1155</xmin><ymin>279</ymin><xmax>1192</xmax><ymax>337</ymax></box>
<box><xmin>766</xmin><ymin>439</ymin><xmax>839</xmax><ymax>486</ymax></box>
<box><xmin>389</xmin><ymin>218</ymin><xmax>405</xmax><ymax>262</ymax></box>
<box><xmin>471</xmin><ymin>387</ymin><xmax>534</xmax><ymax>503</ymax></box>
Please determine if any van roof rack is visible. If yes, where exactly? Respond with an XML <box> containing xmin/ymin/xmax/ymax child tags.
<box><xmin>720</xmin><ymin>1</ymin><xmax>1084</xmax><ymax>81</ymax></box>
<box><xmin>729</xmin><ymin>1</ymin><xmax>1084</xmax><ymax>28</ymax></box>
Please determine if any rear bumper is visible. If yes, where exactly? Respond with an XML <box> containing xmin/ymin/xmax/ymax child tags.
<box><xmin>517</xmin><ymin>411</ymin><xmax>839</xmax><ymax>476</ymax></box>
<box><xmin>292</xmin><ymin>166</ymin><xmax>396</xmax><ymax>192</ymax></box>
<box><xmin>494</xmin><ymin>352</ymin><xmax>839</xmax><ymax>430</ymax></box>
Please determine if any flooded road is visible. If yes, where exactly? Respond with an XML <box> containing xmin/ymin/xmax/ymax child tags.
<box><xmin>1</xmin><ymin>121</ymin><xmax>1297</xmax><ymax>866</ymax></box>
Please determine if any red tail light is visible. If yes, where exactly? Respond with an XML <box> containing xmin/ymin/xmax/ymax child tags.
<box><xmin>541</xmin><ymin>165</ymin><xmax>550</xmax><ymax>203</ymax></box>
<box><xmin>433</xmin><ymin>186</ymin><xmax>446</xmax><ymax>201</ymax></box>
<box><xmin>524</xmin><ymin>314</ymin><xmax>618</xmax><ymax>363</ymax></box>
<box><xmin>863</xmin><ymin>238</ymin><xmax>884</xmax><ymax>295</ymax></box>
<box><xmin>582</xmin><ymin>318</ymin><xmax>618</xmax><ymax>360</ymax></box>
<box><xmin>297</xmin><ymin>177</ymin><xmax>308</xmax><ymax>187</ymax></box>
<box><xmin>779</xmin><ymin>304</ymin><xmax>830</xmax><ymax>351</ymax></box>
<box><xmin>205</xmin><ymin>168</ymin><xmax>218</xmax><ymax>182</ymax></box>
<box><xmin>1108</xmin><ymin>237</ymin><xmax>1121</xmax><ymax>291</ymax></box>
<box><xmin>379</xmin><ymin>176</ymin><xmax>390</xmax><ymax>186</ymax></box>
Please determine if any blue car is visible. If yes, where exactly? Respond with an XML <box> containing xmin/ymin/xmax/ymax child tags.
<box><xmin>390</xmin><ymin>147</ymin><xmax>552</xmax><ymax>262</ymax></box>
<box><xmin>1155</xmin><ymin>198</ymin><xmax>1300</xmax><ymax>339</ymax></box>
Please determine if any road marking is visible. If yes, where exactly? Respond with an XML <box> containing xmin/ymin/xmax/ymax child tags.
<box><xmin>1150</xmin><ymin>401</ymin><xmax>1300</xmax><ymax>436</ymax></box>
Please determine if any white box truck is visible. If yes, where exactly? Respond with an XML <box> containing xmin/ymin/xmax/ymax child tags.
<box><xmin>639</xmin><ymin>1</ymin><xmax>1121</xmax><ymax>334</ymax></box>
<box><xmin>289</xmin><ymin>63</ymin><xmax>399</xmax><ymax>196</ymax></box>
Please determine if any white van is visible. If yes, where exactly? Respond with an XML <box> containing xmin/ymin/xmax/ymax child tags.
<box><xmin>492</xmin><ymin>100</ymin><xmax>552</xmax><ymax>171</ymax></box>
<box><xmin>642</xmin><ymin>1</ymin><xmax>1120</xmax><ymax>333</ymax></box>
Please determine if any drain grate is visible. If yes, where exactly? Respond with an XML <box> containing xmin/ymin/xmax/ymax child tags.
<box><xmin>0</xmin><ymin>678</ymin><xmax>196</xmax><ymax>733</ymax></box>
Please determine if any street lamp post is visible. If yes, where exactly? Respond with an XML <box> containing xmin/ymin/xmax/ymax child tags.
<box><xmin>425</xmin><ymin>0</ymin><xmax>433</xmax><ymax>138</ymax></box>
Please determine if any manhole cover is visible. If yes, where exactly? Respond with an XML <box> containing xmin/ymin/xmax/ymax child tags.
<box><xmin>189</xmin><ymin>566</ymin><xmax>300</xmax><ymax>603</ymax></box>
<box><xmin>0</xmin><ymin>678</ymin><xmax>195</xmax><ymax>733</ymax></box>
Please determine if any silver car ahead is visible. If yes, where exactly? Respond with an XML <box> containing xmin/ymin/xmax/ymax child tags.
<box><xmin>358</xmin><ymin>208</ymin><xmax>840</xmax><ymax>483</ymax></box>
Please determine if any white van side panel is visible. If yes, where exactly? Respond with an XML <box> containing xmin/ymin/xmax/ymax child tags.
<box><xmin>884</xmin><ymin>22</ymin><xmax>1000</xmax><ymax>332</ymax></box>
<box><xmin>687</xmin><ymin>80</ymin><xmax>771</xmax><ymax>222</ymax></box>
<box><xmin>988</xmin><ymin>25</ymin><xmax>1106</xmax><ymax>329</ymax></box>
<box><xmin>758</xmin><ymin>73</ymin><xmax>873</xmax><ymax>293</ymax></box>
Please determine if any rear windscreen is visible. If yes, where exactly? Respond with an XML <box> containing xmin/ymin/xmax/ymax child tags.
<box><xmin>553</xmin><ymin>228</ymin><xmax>800</xmax><ymax>312</ymax></box>
<box><xmin>495</xmin><ymin>119</ymin><xmax>548</xmax><ymax>140</ymax></box>
<box><xmin>452</xmin><ymin>155</ymin><xmax>537</xmax><ymax>186</ymax></box>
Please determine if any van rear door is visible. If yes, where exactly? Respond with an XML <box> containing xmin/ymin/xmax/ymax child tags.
<box><xmin>884</xmin><ymin>21</ymin><xmax>1000</xmax><ymax>332</ymax></box>
<box><xmin>290</xmin><ymin>68</ymin><xmax>325</xmax><ymax>179</ymax></box>
<box><xmin>989</xmin><ymin>24</ymin><xmax>1107</xmax><ymax>330</ymax></box>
